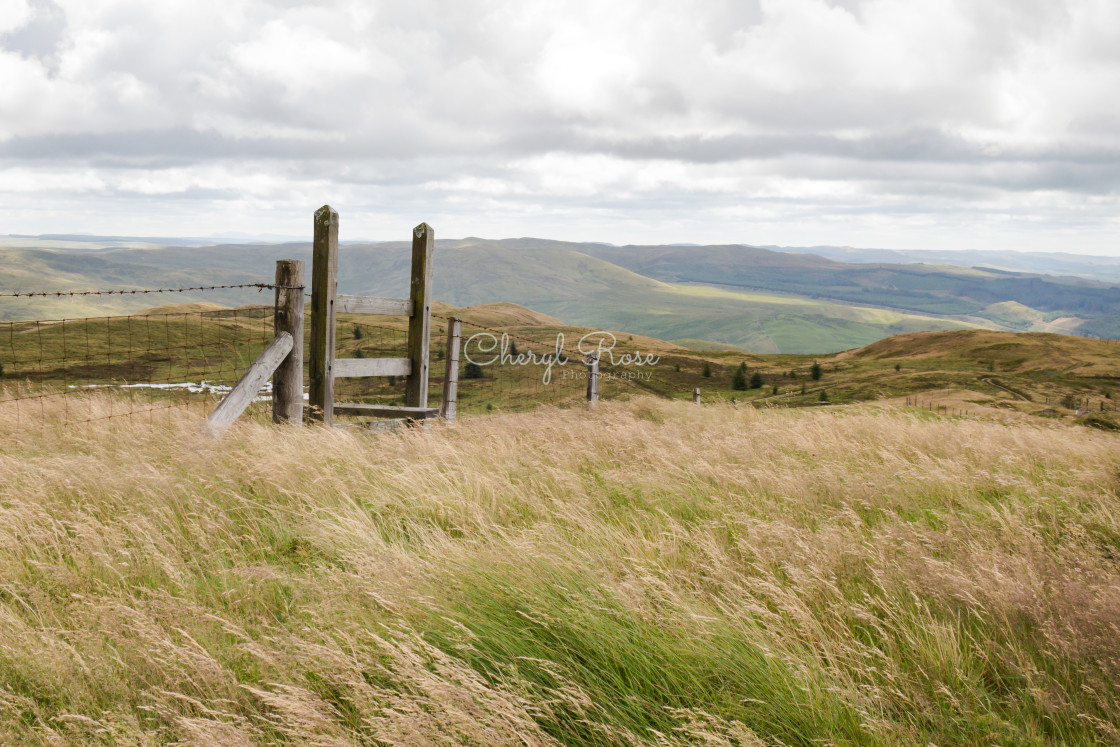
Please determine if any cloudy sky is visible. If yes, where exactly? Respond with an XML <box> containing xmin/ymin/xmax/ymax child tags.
<box><xmin>1</xmin><ymin>0</ymin><xmax>1118</xmax><ymax>253</ymax></box>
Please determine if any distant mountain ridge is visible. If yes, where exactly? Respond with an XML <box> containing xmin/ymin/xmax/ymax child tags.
<box><xmin>1</xmin><ymin>236</ymin><xmax>1118</xmax><ymax>352</ymax></box>
<box><xmin>763</xmin><ymin>244</ymin><xmax>1120</xmax><ymax>281</ymax></box>
<box><xmin>578</xmin><ymin>242</ymin><xmax>1120</xmax><ymax>333</ymax></box>
<box><xmin>7</xmin><ymin>233</ymin><xmax>1120</xmax><ymax>278</ymax></box>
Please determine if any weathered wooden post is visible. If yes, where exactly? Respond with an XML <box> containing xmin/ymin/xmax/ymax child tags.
<box><xmin>440</xmin><ymin>316</ymin><xmax>461</xmax><ymax>420</ymax></box>
<box><xmin>693</xmin><ymin>387</ymin><xmax>700</xmax><ymax>405</ymax></box>
<box><xmin>589</xmin><ymin>356</ymin><xmax>600</xmax><ymax>403</ymax></box>
<box><xmin>272</xmin><ymin>259</ymin><xmax>304</xmax><ymax>424</ymax></box>
<box><xmin>309</xmin><ymin>205</ymin><xmax>338</xmax><ymax>425</ymax></box>
<box><xmin>405</xmin><ymin>223</ymin><xmax>434</xmax><ymax>410</ymax></box>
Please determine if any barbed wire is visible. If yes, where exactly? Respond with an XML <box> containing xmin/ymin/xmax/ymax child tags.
<box><xmin>0</xmin><ymin>283</ymin><xmax>302</xmax><ymax>298</ymax></box>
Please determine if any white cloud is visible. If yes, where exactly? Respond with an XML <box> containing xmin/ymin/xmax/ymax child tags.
<box><xmin>0</xmin><ymin>0</ymin><xmax>32</xmax><ymax>34</ymax></box>
<box><xmin>0</xmin><ymin>0</ymin><xmax>1116</xmax><ymax>253</ymax></box>
<box><xmin>230</xmin><ymin>19</ymin><xmax>391</xmax><ymax>97</ymax></box>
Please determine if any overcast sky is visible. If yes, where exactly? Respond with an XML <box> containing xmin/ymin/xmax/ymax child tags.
<box><xmin>1</xmin><ymin>0</ymin><xmax>1118</xmax><ymax>254</ymax></box>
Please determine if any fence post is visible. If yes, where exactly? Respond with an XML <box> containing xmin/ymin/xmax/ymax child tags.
<box><xmin>693</xmin><ymin>387</ymin><xmax>700</xmax><ymax>405</ymax></box>
<box><xmin>440</xmin><ymin>317</ymin><xmax>461</xmax><ymax>420</ymax></box>
<box><xmin>586</xmin><ymin>352</ymin><xmax>599</xmax><ymax>404</ymax></box>
<box><xmin>309</xmin><ymin>205</ymin><xmax>338</xmax><ymax>425</ymax></box>
<box><xmin>405</xmin><ymin>223</ymin><xmax>434</xmax><ymax>409</ymax></box>
<box><xmin>273</xmin><ymin>259</ymin><xmax>304</xmax><ymax>424</ymax></box>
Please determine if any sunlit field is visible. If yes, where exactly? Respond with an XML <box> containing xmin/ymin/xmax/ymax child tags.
<box><xmin>1</xmin><ymin>396</ymin><xmax>1119</xmax><ymax>744</ymax></box>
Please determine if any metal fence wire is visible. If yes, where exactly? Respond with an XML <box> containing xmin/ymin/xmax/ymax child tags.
<box><xmin>1</xmin><ymin>285</ymin><xmax>282</xmax><ymax>427</ymax></box>
<box><xmin>1</xmin><ymin>287</ymin><xmax>696</xmax><ymax>430</ymax></box>
<box><xmin>430</xmin><ymin>313</ymin><xmax>687</xmax><ymax>415</ymax></box>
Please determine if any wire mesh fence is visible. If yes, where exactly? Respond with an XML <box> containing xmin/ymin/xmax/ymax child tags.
<box><xmin>1</xmin><ymin>280</ymin><xmax>700</xmax><ymax>431</ymax></box>
<box><xmin>1</xmin><ymin>288</ymin><xmax>280</xmax><ymax>428</ymax></box>
<box><xmin>448</xmin><ymin>315</ymin><xmax>588</xmax><ymax>415</ymax></box>
<box><xmin>431</xmin><ymin>313</ymin><xmax>690</xmax><ymax>416</ymax></box>
<box><xmin>21</xmin><ymin>290</ymin><xmax>1108</xmax><ymax>431</ymax></box>
<box><xmin>327</xmin><ymin>311</ymin><xmax>691</xmax><ymax>418</ymax></box>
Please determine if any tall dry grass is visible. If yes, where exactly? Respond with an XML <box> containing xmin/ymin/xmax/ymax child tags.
<box><xmin>1</xmin><ymin>395</ymin><xmax>1119</xmax><ymax>745</ymax></box>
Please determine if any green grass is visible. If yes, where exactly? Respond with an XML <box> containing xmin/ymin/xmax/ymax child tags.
<box><xmin>4</xmin><ymin>302</ymin><xmax>1118</xmax><ymax>424</ymax></box>
<box><xmin>2</xmin><ymin>399</ymin><xmax>1119</xmax><ymax>743</ymax></box>
<box><xmin>533</xmin><ymin>279</ymin><xmax>977</xmax><ymax>354</ymax></box>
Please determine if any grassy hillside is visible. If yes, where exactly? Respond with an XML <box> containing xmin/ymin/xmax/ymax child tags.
<box><xmin>0</xmin><ymin>300</ymin><xmax>671</xmax><ymax>418</ymax></box>
<box><xmin>777</xmin><ymin>244</ymin><xmax>1120</xmax><ymax>283</ymax></box>
<box><xmin>582</xmin><ymin>242</ymin><xmax>1120</xmax><ymax>336</ymax></box>
<box><xmin>0</xmin><ymin>247</ymin><xmax>271</xmax><ymax>320</ymax></box>
<box><xmin>10</xmin><ymin>235</ymin><xmax>1120</xmax><ymax>352</ymax></box>
<box><xmin>4</xmin><ymin>296</ymin><xmax>1117</xmax><ymax>426</ymax></box>
<box><xmin>338</xmin><ymin>304</ymin><xmax>1119</xmax><ymax>421</ymax></box>
<box><xmin>848</xmin><ymin>328</ymin><xmax>1120</xmax><ymax>374</ymax></box>
<box><xmin>0</xmin><ymin>241</ymin><xmax>983</xmax><ymax>353</ymax></box>
<box><xmin>819</xmin><ymin>330</ymin><xmax>1120</xmax><ymax>414</ymax></box>
<box><xmin>2</xmin><ymin>398</ymin><xmax>1119</xmax><ymax>744</ymax></box>
<box><xmin>8</xmin><ymin>236</ymin><xmax>1120</xmax><ymax>347</ymax></box>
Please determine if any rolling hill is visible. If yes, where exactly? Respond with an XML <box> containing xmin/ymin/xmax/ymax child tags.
<box><xmin>775</xmin><ymin>244</ymin><xmax>1120</xmax><ymax>282</ymax></box>
<box><xmin>7</xmin><ymin>290</ymin><xmax>1117</xmax><ymax>428</ymax></box>
<box><xmin>580</xmin><ymin>242</ymin><xmax>1120</xmax><ymax>336</ymax></box>
<box><xmin>2</xmin><ymin>235</ymin><xmax>1118</xmax><ymax>352</ymax></box>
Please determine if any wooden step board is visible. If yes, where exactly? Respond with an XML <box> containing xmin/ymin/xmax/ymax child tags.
<box><xmin>333</xmin><ymin>403</ymin><xmax>440</xmax><ymax>419</ymax></box>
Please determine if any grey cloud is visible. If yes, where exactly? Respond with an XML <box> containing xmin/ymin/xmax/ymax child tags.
<box><xmin>9</xmin><ymin>123</ymin><xmax>1117</xmax><ymax>175</ymax></box>
<box><xmin>568</xmin><ymin>129</ymin><xmax>982</xmax><ymax>164</ymax></box>
<box><xmin>0</xmin><ymin>0</ymin><xmax>66</xmax><ymax>68</ymax></box>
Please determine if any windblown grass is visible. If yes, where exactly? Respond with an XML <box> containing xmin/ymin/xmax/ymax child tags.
<box><xmin>1</xmin><ymin>397</ymin><xmax>1119</xmax><ymax>744</ymax></box>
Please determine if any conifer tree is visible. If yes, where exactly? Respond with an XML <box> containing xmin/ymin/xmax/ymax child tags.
<box><xmin>731</xmin><ymin>362</ymin><xmax>747</xmax><ymax>390</ymax></box>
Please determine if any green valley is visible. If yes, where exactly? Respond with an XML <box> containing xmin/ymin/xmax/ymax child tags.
<box><xmin>2</xmin><ymin>235</ymin><xmax>1117</xmax><ymax>353</ymax></box>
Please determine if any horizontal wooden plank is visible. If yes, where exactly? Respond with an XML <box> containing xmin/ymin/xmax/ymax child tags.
<box><xmin>333</xmin><ymin>356</ymin><xmax>411</xmax><ymax>378</ymax></box>
<box><xmin>333</xmin><ymin>403</ymin><xmax>440</xmax><ymax>419</ymax></box>
<box><xmin>336</xmin><ymin>295</ymin><xmax>412</xmax><ymax>316</ymax></box>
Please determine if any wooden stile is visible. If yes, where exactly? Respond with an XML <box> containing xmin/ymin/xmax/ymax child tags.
<box><xmin>306</xmin><ymin>210</ymin><xmax>436</xmax><ymax>425</ymax></box>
